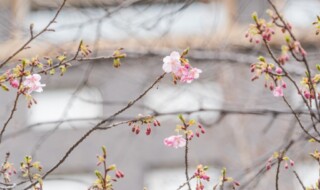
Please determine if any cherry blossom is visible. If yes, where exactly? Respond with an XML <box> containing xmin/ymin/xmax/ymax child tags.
<box><xmin>23</xmin><ymin>74</ymin><xmax>46</xmax><ymax>94</ymax></box>
<box><xmin>162</xmin><ymin>51</ymin><xmax>181</xmax><ymax>73</ymax></box>
<box><xmin>9</xmin><ymin>79</ymin><xmax>19</xmax><ymax>89</ymax></box>
<box><xmin>174</xmin><ymin>65</ymin><xmax>189</xmax><ymax>78</ymax></box>
<box><xmin>163</xmin><ymin>135</ymin><xmax>186</xmax><ymax>148</ymax></box>
<box><xmin>181</xmin><ymin>68</ymin><xmax>202</xmax><ymax>83</ymax></box>
<box><xmin>273</xmin><ymin>86</ymin><xmax>283</xmax><ymax>97</ymax></box>
<box><xmin>162</xmin><ymin>51</ymin><xmax>202</xmax><ymax>83</ymax></box>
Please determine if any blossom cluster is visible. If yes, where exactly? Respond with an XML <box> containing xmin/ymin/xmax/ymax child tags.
<box><xmin>0</xmin><ymin>42</ymin><xmax>93</xmax><ymax>108</ymax></box>
<box><xmin>265</xmin><ymin>152</ymin><xmax>294</xmax><ymax>171</ymax></box>
<box><xmin>128</xmin><ymin>114</ymin><xmax>161</xmax><ymax>136</ymax></box>
<box><xmin>194</xmin><ymin>165</ymin><xmax>210</xmax><ymax>190</ymax></box>
<box><xmin>312</xmin><ymin>15</ymin><xmax>320</xmax><ymax>35</ymax></box>
<box><xmin>162</xmin><ymin>50</ymin><xmax>202</xmax><ymax>84</ymax></box>
<box><xmin>247</xmin><ymin>10</ymin><xmax>315</xmax><ymax>99</ymax></box>
<box><xmin>299</xmin><ymin>72</ymin><xmax>320</xmax><ymax>100</ymax></box>
<box><xmin>163</xmin><ymin>115</ymin><xmax>205</xmax><ymax>149</ymax></box>
<box><xmin>90</xmin><ymin>146</ymin><xmax>124</xmax><ymax>190</ymax></box>
<box><xmin>245</xmin><ymin>12</ymin><xmax>275</xmax><ymax>43</ymax></box>
<box><xmin>250</xmin><ymin>56</ymin><xmax>287</xmax><ymax>97</ymax></box>
<box><xmin>213</xmin><ymin>167</ymin><xmax>240</xmax><ymax>190</ymax></box>
<box><xmin>0</xmin><ymin>153</ymin><xmax>16</xmax><ymax>183</ymax></box>
<box><xmin>20</xmin><ymin>156</ymin><xmax>43</xmax><ymax>190</ymax></box>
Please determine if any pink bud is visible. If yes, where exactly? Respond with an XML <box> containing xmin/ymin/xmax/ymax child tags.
<box><xmin>269</xmin><ymin>83</ymin><xmax>274</xmax><ymax>91</ymax></box>
<box><xmin>282</xmin><ymin>81</ymin><xmax>287</xmax><ymax>88</ymax></box>
<box><xmin>135</xmin><ymin>126</ymin><xmax>140</xmax><ymax>134</ymax></box>
<box><xmin>146</xmin><ymin>125</ymin><xmax>151</xmax><ymax>136</ymax></box>
<box><xmin>233</xmin><ymin>181</ymin><xmax>240</xmax><ymax>186</ymax></box>
<box><xmin>275</xmin><ymin>67</ymin><xmax>283</xmax><ymax>74</ymax></box>
<box><xmin>201</xmin><ymin>128</ymin><xmax>206</xmax><ymax>134</ymax></box>
<box><xmin>115</xmin><ymin>170</ymin><xmax>124</xmax><ymax>178</ymax></box>
<box><xmin>284</xmin><ymin>162</ymin><xmax>289</xmax><ymax>169</ymax></box>
<box><xmin>301</xmin><ymin>49</ymin><xmax>307</xmax><ymax>56</ymax></box>
<box><xmin>304</xmin><ymin>91</ymin><xmax>311</xmax><ymax>99</ymax></box>
<box><xmin>290</xmin><ymin>160</ymin><xmax>294</xmax><ymax>167</ymax></box>
<box><xmin>196</xmin><ymin>132</ymin><xmax>200</xmax><ymax>137</ymax></box>
<box><xmin>266</xmin><ymin>163</ymin><xmax>271</xmax><ymax>170</ymax></box>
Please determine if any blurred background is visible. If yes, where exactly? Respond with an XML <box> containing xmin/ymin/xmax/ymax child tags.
<box><xmin>1</xmin><ymin>0</ymin><xmax>320</xmax><ymax>189</ymax></box>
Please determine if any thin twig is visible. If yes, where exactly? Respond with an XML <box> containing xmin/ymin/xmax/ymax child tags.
<box><xmin>268</xmin><ymin>0</ymin><xmax>320</xmax><ymax>122</ymax></box>
<box><xmin>184</xmin><ymin>133</ymin><xmax>191</xmax><ymax>190</ymax></box>
<box><xmin>293</xmin><ymin>170</ymin><xmax>306</xmax><ymax>190</ymax></box>
<box><xmin>282</xmin><ymin>96</ymin><xmax>320</xmax><ymax>142</ymax></box>
<box><xmin>275</xmin><ymin>157</ymin><xmax>281</xmax><ymax>190</ymax></box>
<box><xmin>176</xmin><ymin>175</ymin><xmax>195</xmax><ymax>190</ymax></box>
<box><xmin>0</xmin><ymin>0</ymin><xmax>67</xmax><ymax>69</ymax></box>
<box><xmin>22</xmin><ymin>73</ymin><xmax>166</xmax><ymax>190</ymax></box>
<box><xmin>0</xmin><ymin>73</ymin><xmax>24</xmax><ymax>143</ymax></box>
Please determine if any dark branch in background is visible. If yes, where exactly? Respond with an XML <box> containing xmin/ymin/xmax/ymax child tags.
<box><xmin>0</xmin><ymin>0</ymin><xmax>67</xmax><ymax>70</ymax></box>
<box><xmin>282</xmin><ymin>96</ymin><xmax>320</xmax><ymax>142</ymax></box>
<box><xmin>30</xmin><ymin>38</ymin><xmax>102</xmax><ymax>158</ymax></box>
<box><xmin>239</xmin><ymin>140</ymin><xmax>294</xmax><ymax>190</ymax></box>
<box><xmin>22</xmin><ymin>73</ymin><xmax>166</xmax><ymax>190</ymax></box>
<box><xmin>2</xmin><ymin>107</ymin><xmax>316</xmax><ymax>143</ymax></box>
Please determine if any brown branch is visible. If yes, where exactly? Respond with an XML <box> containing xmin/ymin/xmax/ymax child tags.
<box><xmin>3</xmin><ymin>107</ymin><xmax>316</xmax><ymax>143</ymax></box>
<box><xmin>0</xmin><ymin>0</ymin><xmax>67</xmax><ymax>69</ymax></box>
<box><xmin>275</xmin><ymin>157</ymin><xmax>281</xmax><ymax>190</ymax></box>
<box><xmin>184</xmin><ymin>133</ymin><xmax>191</xmax><ymax>190</ymax></box>
<box><xmin>238</xmin><ymin>140</ymin><xmax>294</xmax><ymax>190</ymax></box>
<box><xmin>0</xmin><ymin>72</ymin><xmax>25</xmax><ymax>143</ymax></box>
<box><xmin>260</xmin><ymin>29</ymin><xmax>320</xmax><ymax>138</ymax></box>
<box><xmin>0</xmin><ymin>93</ymin><xmax>21</xmax><ymax>143</ymax></box>
<box><xmin>22</xmin><ymin>73</ymin><xmax>166</xmax><ymax>190</ymax></box>
<box><xmin>282</xmin><ymin>96</ymin><xmax>320</xmax><ymax>142</ymax></box>
<box><xmin>293</xmin><ymin>170</ymin><xmax>306</xmax><ymax>190</ymax></box>
<box><xmin>176</xmin><ymin>175</ymin><xmax>195</xmax><ymax>190</ymax></box>
<box><xmin>268</xmin><ymin>0</ymin><xmax>320</xmax><ymax>121</ymax></box>
<box><xmin>262</xmin><ymin>39</ymin><xmax>317</xmax><ymax>122</ymax></box>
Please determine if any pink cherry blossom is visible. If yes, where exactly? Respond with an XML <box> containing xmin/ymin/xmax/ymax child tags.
<box><xmin>163</xmin><ymin>135</ymin><xmax>186</xmax><ymax>148</ymax></box>
<box><xmin>181</xmin><ymin>68</ymin><xmax>202</xmax><ymax>83</ymax></box>
<box><xmin>174</xmin><ymin>65</ymin><xmax>189</xmax><ymax>78</ymax></box>
<box><xmin>10</xmin><ymin>79</ymin><xmax>19</xmax><ymax>88</ymax></box>
<box><xmin>273</xmin><ymin>86</ymin><xmax>283</xmax><ymax>97</ymax></box>
<box><xmin>23</xmin><ymin>74</ymin><xmax>46</xmax><ymax>94</ymax></box>
<box><xmin>162</xmin><ymin>51</ymin><xmax>181</xmax><ymax>73</ymax></box>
